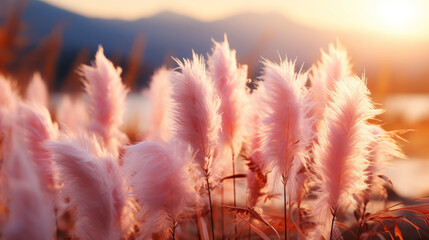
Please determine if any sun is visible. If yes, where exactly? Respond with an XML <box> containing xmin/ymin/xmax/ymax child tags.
<box><xmin>375</xmin><ymin>0</ymin><xmax>420</xmax><ymax>35</ymax></box>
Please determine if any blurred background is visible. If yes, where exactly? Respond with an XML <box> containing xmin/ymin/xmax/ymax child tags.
<box><xmin>1</xmin><ymin>0</ymin><xmax>429</xmax><ymax>197</ymax></box>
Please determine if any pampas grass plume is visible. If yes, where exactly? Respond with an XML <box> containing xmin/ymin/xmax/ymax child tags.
<box><xmin>123</xmin><ymin>140</ymin><xmax>198</xmax><ymax>239</ymax></box>
<box><xmin>2</xmin><ymin>136</ymin><xmax>54</xmax><ymax>240</ymax></box>
<box><xmin>56</xmin><ymin>95</ymin><xmax>89</xmax><ymax>132</ymax></box>
<box><xmin>170</xmin><ymin>52</ymin><xmax>221</xmax><ymax>172</ymax></box>
<box><xmin>16</xmin><ymin>103</ymin><xmax>57</xmax><ymax>190</ymax></box>
<box><xmin>366</xmin><ymin>125</ymin><xmax>404</xmax><ymax>196</ymax></box>
<box><xmin>48</xmin><ymin>134</ymin><xmax>128</xmax><ymax>240</ymax></box>
<box><xmin>25</xmin><ymin>72</ymin><xmax>49</xmax><ymax>108</ymax></box>
<box><xmin>207</xmin><ymin>35</ymin><xmax>249</xmax><ymax>155</ymax></box>
<box><xmin>82</xmin><ymin>46</ymin><xmax>129</xmax><ymax>155</ymax></box>
<box><xmin>309</xmin><ymin>42</ymin><xmax>352</xmax><ymax>127</ymax></box>
<box><xmin>142</xmin><ymin>67</ymin><xmax>173</xmax><ymax>141</ymax></box>
<box><xmin>245</xmin><ymin>91</ymin><xmax>268</xmax><ymax>208</ymax></box>
<box><xmin>258</xmin><ymin>58</ymin><xmax>312</xmax><ymax>197</ymax></box>
<box><xmin>311</xmin><ymin>76</ymin><xmax>381</xmax><ymax>238</ymax></box>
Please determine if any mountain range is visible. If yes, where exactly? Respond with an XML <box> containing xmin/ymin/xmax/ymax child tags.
<box><xmin>9</xmin><ymin>0</ymin><xmax>429</xmax><ymax>91</ymax></box>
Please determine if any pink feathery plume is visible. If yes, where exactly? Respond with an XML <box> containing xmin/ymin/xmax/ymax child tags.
<box><xmin>245</xmin><ymin>91</ymin><xmax>269</xmax><ymax>208</ymax></box>
<box><xmin>207</xmin><ymin>34</ymin><xmax>249</xmax><ymax>155</ymax></box>
<box><xmin>311</xmin><ymin>76</ymin><xmax>381</xmax><ymax>239</ymax></box>
<box><xmin>170</xmin><ymin>52</ymin><xmax>221</xmax><ymax>174</ymax></box>
<box><xmin>365</xmin><ymin>125</ymin><xmax>404</xmax><ymax>198</ymax></box>
<box><xmin>309</xmin><ymin>42</ymin><xmax>352</xmax><ymax>127</ymax></box>
<box><xmin>2</xmin><ymin>135</ymin><xmax>55</xmax><ymax>240</ymax></box>
<box><xmin>170</xmin><ymin>52</ymin><xmax>221</xmax><ymax>239</ymax></box>
<box><xmin>25</xmin><ymin>72</ymin><xmax>49</xmax><ymax>108</ymax></box>
<box><xmin>81</xmin><ymin>45</ymin><xmax>129</xmax><ymax>155</ymax></box>
<box><xmin>56</xmin><ymin>95</ymin><xmax>89</xmax><ymax>132</ymax></box>
<box><xmin>48</xmin><ymin>134</ymin><xmax>131</xmax><ymax>240</ymax></box>
<box><xmin>142</xmin><ymin>67</ymin><xmax>173</xmax><ymax>141</ymax></box>
<box><xmin>16</xmin><ymin>103</ymin><xmax>57</xmax><ymax>190</ymax></box>
<box><xmin>123</xmin><ymin>140</ymin><xmax>199</xmax><ymax>239</ymax></box>
<box><xmin>258</xmin><ymin>58</ymin><xmax>313</xmax><ymax>200</ymax></box>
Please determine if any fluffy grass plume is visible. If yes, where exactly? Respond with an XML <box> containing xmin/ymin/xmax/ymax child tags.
<box><xmin>48</xmin><ymin>134</ymin><xmax>128</xmax><ymax>240</ymax></box>
<box><xmin>245</xmin><ymin>91</ymin><xmax>269</xmax><ymax>208</ymax></box>
<box><xmin>170</xmin><ymin>52</ymin><xmax>221</xmax><ymax>239</ymax></box>
<box><xmin>2</xmin><ymin>136</ymin><xmax>54</xmax><ymax>240</ymax></box>
<box><xmin>25</xmin><ymin>72</ymin><xmax>49</xmax><ymax>108</ymax></box>
<box><xmin>123</xmin><ymin>141</ymin><xmax>198</xmax><ymax>239</ymax></box>
<box><xmin>142</xmin><ymin>67</ymin><xmax>173</xmax><ymax>141</ymax></box>
<box><xmin>207</xmin><ymin>35</ymin><xmax>249</xmax><ymax>155</ymax></box>
<box><xmin>16</xmin><ymin>103</ymin><xmax>57</xmax><ymax>190</ymax></box>
<box><xmin>170</xmin><ymin>52</ymin><xmax>221</xmax><ymax>173</ymax></box>
<box><xmin>56</xmin><ymin>95</ymin><xmax>89</xmax><ymax>132</ymax></box>
<box><xmin>311</xmin><ymin>76</ymin><xmax>381</xmax><ymax>238</ymax></box>
<box><xmin>365</xmin><ymin>125</ymin><xmax>404</xmax><ymax>197</ymax></box>
<box><xmin>309</xmin><ymin>42</ymin><xmax>352</xmax><ymax>128</ymax></box>
<box><xmin>258</xmin><ymin>58</ymin><xmax>312</xmax><ymax>198</ymax></box>
<box><xmin>81</xmin><ymin>46</ymin><xmax>129</xmax><ymax>155</ymax></box>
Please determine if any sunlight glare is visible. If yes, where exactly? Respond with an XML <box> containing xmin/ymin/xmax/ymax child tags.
<box><xmin>376</xmin><ymin>0</ymin><xmax>420</xmax><ymax>35</ymax></box>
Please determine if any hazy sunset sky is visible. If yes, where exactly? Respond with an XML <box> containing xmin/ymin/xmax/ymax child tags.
<box><xmin>41</xmin><ymin>0</ymin><xmax>429</xmax><ymax>39</ymax></box>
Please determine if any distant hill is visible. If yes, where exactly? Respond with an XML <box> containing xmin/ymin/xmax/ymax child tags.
<box><xmin>14</xmin><ymin>0</ymin><xmax>429</xmax><ymax>92</ymax></box>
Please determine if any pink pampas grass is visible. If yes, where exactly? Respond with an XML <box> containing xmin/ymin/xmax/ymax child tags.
<box><xmin>142</xmin><ymin>67</ymin><xmax>173</xmax><ymax>141</ymax></box>
<box><xmin>366</xmin><ymin>126</ymin><xmax>404</xmax><ymax>197</ymax></box>
<box><xmin>25</xmin><ymin>72</ymin><xmax>49</xmax><ymax>108</ymax></box>
<box><xmin>170</xmin><ymin>52</ymin><xmax>221</xmax><ymax>239</ymax></box>
<box><xmin>123</xmin><ymin>140</ymin><xmax>198</xmax><ymax>239</ymax></box>
<box><xmin>258</xmin><ymin>58</ymin><xmax>312</xmax><ymax>198</ymax></box>
<box><xmin>16</xmin><ymin>103</ymin><xmax>57</xmax><ymax>190</ymax></box>
<box><xmin>208</xmin><ymin>35</ymin><xmax>249</xmax><ymax>155</ymax></box>
<box><xmin>2</xmin><ymin>137</ymin><xmax>55</xmax><ymax>240</ymax></box>
<box><xmin>56</xmin><ymin>95</ymin><xmax>89</xmax><ymax>132</ymax></box>
<box><xmin>311</xmin><ymin>76</ymin><xmax>381</xmax><ymax>239</ymax></box>
<box><xmin>309</xmin><ymin>42</ymin><xmax>352</xmax><ymax>127</ymax></box>
<box><xmin>81</xmin><ymin>46</ymin><xmax>129</xmax><ymax>155</ymax></box>
<box><xmin>48</xmin><ymin>134</ymin><xmax>129</xmax><ymax>240</ymax></box>
<box><xmin>258</xmin><ymin>58</ymin><xmax>313</xmax><ymax>240</ymax></box>
<box><xmin>208</xmin><ymin>37</ymin><xmax>249</xmax><ymax>226</ymax></box>
<box><xmin>170</xmin><ymin>52</ymin><xmax>221</xmax><ymax>173</ymax></box>
<box><xmin>245</xmin><ymin>92</ymin><xmax>269</xmax><ymax>208</ymax></box>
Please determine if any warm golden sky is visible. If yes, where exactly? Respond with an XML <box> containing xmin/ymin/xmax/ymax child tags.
<box><xmin>42</xmin><ymin>0</ymin><xmax>429</xmax><ymax>39</ymax></box>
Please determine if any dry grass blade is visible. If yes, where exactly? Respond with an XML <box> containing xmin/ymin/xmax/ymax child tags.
<box><xmin>394</xmin><ymin>225</ymin><xmax>403</xmax><ymax>240</ymax></box>
<box><xmin>244</xmin><ymin>155</ymin><xmax>268</xmax><ymax>185</ymax></box>
<box><xmin>220</xmin><ymin>173</ymin><xmax>247</xmax><ymax>182</ymax></box>
<box><xmin>340</xmin><ymin>196</ymin><xmax>429</xmax><ymax>240</ymax></box>
<box><xmin>225</xmin><ymin>205</ymin><xmax>281</xmax><ymax>239</ymax></box>
<box><xmin>235</xmin><ymin>213</ymin><xmax>271</xmax><ymax>240</ymax></box>
<box><xmin>264</xmin><ymin>194</ymin><xmax>281</xmax><ymax>203</ymax></box>
<box><xmin>197</xmin><ymin>215</ymin><xmax>210</xmax><ymax>240</ymax></box>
